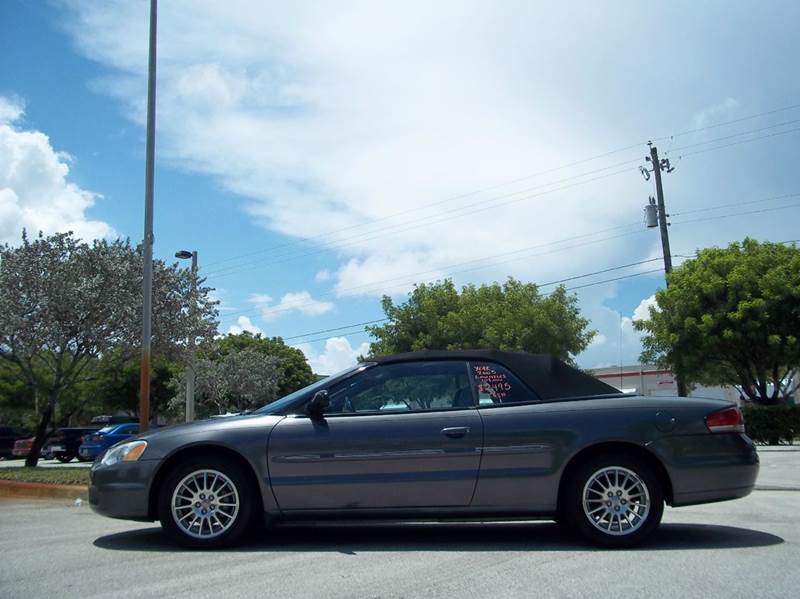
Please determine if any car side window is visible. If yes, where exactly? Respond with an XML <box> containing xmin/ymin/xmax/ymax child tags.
<box><xmin>325</xmin><ymin>361</ymin><xmax>474</xmax><ymax>414</ymax></box>
<box><xmin>118</xmin><ymin>425</ymin><xmax>138</xmax><ymax>435</ymax></box>
<box><xmin>470</xmin><ymin>361</ymin><xmax>539</xmax><ymax>405</ymax></box>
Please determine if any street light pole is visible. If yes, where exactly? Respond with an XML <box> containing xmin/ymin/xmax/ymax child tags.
<box><xmin>139</xmin><ymin>0</ymin><xmax>158</xmax><ymax>433</ymax></box>
<box><xmin>176</xmin><ymin>250</ymin><xmax>198</xmax><ymax>422</ymax></box>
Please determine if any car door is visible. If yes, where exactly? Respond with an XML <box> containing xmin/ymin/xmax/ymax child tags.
<box><xmin>268</xmin><ymin>360</ymin><xmax>483</xmax><ymax>510</ymax></box>
<box><xmin>468</xmin><ymin>360</ymin><xmax>562</xmax><ymax>510</ymax></box>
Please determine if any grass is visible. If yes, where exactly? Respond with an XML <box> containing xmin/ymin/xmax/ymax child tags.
<box><xmin>0</xmin><ymin>466</ymin><xmax>90</xmax><ymax>486</ymax></box>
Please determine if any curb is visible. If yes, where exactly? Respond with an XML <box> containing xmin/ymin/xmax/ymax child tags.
<box><xmin>0</xmin><ymin>479</ymin><xmax>88</xmax><ymax>500</ymax></box>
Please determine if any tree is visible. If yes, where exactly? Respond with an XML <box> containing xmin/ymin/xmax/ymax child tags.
<box><xmin>365</xmin><ymin>278</ymin><xmax>595</xmax><ymax>363</ymax></box>
<box><xmin>82</xmin><ymin>350</ymin><xmax>179</xmax><ymax>418</ymax></box>
<box><xmin>0</xmin><ymin>231</ymin><xmax>218</xmax><ymax>465</ymax></box>
<box><xmin>635</xmin><ymin>238</ymin><xmax>800</xmax><ymax>404</ymax></box>
<box><xmin>180</xmin><ymin>349</ymin><xmax>280</xmax><ymax>417</ymax></box>
<box><xmin>216</xmin><ymin>332</ymin><xmax>314</xmax><ymax>395</ymax></box>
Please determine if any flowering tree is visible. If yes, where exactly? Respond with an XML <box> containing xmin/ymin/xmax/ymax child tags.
<box><xmin>0</xmin><ymin>231</ymin><xmax>218</xmax><ymax>465</ymax></box>
<box><xmin>176</xmin><ymin>349</ymin><xmax>280</xmax><ymax>417</ymax></box>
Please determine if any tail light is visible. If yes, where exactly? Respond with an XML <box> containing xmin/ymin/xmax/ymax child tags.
<box><xmin>705</xmin><ymin>406</ymin><xmax>745</xmax><ymax>433</ymax></box>
<box><xmin>92</xmin><ymin>434</ymin><xmax>103</xmax><ymax>442</ymax></box>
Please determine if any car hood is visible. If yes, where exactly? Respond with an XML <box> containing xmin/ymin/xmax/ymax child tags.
<box><xmin>135</xmin><ymin>413</ymin><xmax>285</xmax><ymax>442</ymax></box>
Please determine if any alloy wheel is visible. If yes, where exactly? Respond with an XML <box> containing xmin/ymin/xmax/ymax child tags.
<box><xmin>170</xmin><ymin>469</ymin><xmax>240</xmax><ymax>540</ymax></box>
<box><xmin>581</xmin><ymin>466</ymin><xmax>650</xmax><ymax>536</ymax></box>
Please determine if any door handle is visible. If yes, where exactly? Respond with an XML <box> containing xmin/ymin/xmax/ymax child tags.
<box><xmin>441</xmin><ymin>426</ymin><xmax>471</xmax><ymax>439</ymax></box>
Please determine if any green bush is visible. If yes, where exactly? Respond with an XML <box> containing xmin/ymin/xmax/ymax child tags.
<box><xmin>742</xmin><ymin>405</ymin><xmax>800</xmax><ymax>445</ymax></box>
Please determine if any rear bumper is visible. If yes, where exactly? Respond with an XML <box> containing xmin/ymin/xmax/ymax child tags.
<box><xmin>653</xmin><ymin>433</ymin><xmax>759</xmax><ymax>507</ymax></box>
<box><xmin>89</xmin><ymin>460</ymin><xmax>161</xmax><ymax>522</ymax></box>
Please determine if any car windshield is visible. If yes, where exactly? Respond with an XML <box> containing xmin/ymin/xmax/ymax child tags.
<box><xmin>253</xmin><ymin>364</ymin><xmax>368</xmax><ymax>415</ymax></box>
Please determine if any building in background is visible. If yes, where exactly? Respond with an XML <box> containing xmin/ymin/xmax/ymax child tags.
<box><xmin>589</xmin><ymin>364</ymin><xmax>800</xmax><ymax>404</ymax></box>
<box><xmin>588</xmin><ymin>364</ymin><xmax>741</xmax><ymax>403</ymax></box>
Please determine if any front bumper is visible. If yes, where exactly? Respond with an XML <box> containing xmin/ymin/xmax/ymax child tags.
<box><xmin>89</xmin><ymin>459</ymin><xmax>161</xmax><ymax>522</ymax></box>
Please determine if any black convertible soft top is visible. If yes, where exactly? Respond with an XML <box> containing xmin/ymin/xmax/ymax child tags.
<box><xmin>374</xmin><ymin>349</ymin><xmax>620</xmax><ymax>400</ymax></box>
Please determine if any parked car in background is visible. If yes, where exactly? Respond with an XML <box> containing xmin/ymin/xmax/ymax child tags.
<box><xmin>0</xmin><ymin>426</ymin><xmax>28</xmax><ymax>459</ymax></box>
<box><xmin>12</xmin><ymin>436</ymin><xmax>35</xmax><ymax>458</ymax></box>
<box><xmin>79</xmin><ymin>423</ymin><xmax>139</xmax><ymax>461</ymax></box>
<box><xmin>43</xmin><ymin>427</ymin><xmax>100</xmax><ymax>463</ymax></box>
<box><xmin>91</xmin><ymin>415</ymin><xmax>138</xmax><ymax>426</ymax></box>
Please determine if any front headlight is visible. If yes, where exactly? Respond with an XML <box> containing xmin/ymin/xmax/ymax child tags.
<box><xmin>100</xmin><ymin>440</ymin><xmax>148</xmax><ymax>466</ymax></box>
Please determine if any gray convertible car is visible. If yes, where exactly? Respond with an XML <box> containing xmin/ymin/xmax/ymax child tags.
<box><xmin>90</xmin><ymin>350</ymin><xmax>759</xmax><ymax>548</ymax></box>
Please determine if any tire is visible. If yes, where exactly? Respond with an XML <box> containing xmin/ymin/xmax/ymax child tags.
<box><xmin>55</xmin><ymin>453</ymin><xmax>73</xmax><ymax>463</ymax></box>
<box><xmin>563</xmin><ymin>453</ymin><xmax>663</xmax><ymax>548</ymax></box>
<box><xmin>157</xmin><ymin>456</ymin><xmax>258</xmax><ymax>549</ymax></box>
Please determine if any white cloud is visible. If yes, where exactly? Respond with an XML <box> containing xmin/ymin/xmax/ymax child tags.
<box><xmin>692</xmin><ymin>97</ymin><xmax>739</xmax><ymax>128</ymax></box>
<box><xmin>250</xmin><ymin>290</ymin><xmax>334</xmax><ymax>321</ymax></box>
<box><xmin>576</xmin><ymin>286</ymin><xmax>662</xmax><ymax>370</ymax></box>
<box><xmin>297</xmin><ymin>336</ymin><xmax>370</xmax><ymax>375</ymax></box>
<box><xmin>0</xmin><ymin>95</ymin><xmax>25</xmax><ymax>124</ymax></box>
<box><xmin>59</xmin><ymin>1</ymin><xmax>659</xmax><ymax>300</ymax></box>
<box><xmin>207</xmin><ymin>288</ymin><xmax>237</xmax><ymax>313</ymax></box>
<box><xmin>314</xmin><ymin>269</ymin><xmax>331</xmax><ymax>282</ymax></box>
<box><xmin>588</xmin><ymin>333</ymin><xmax>607</xmax><ymax>348</ymax></box>
<box><xmin>632</xmin><ymin>294</ymin><xmax>657</xmax><ymax>322</ymax></box>
<box><xmin>60</xmin><ymin>3</ymin><xmax>800</xmax><ymax>367</ymax></box>
<box><xmin>0</xmin><ymin>95</ymin><xmax>114</xmax><ymax>245</ymax></box>
<box><xmin>227</xmin><ymin>315</ymin><xmax>262</xmax><ymax>336</ymax></box>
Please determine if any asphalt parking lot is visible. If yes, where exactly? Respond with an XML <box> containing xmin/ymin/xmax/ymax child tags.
<box><xmin>1</xmin><ymin>449</ymin><xmax>798</xmax><ymax>599</ymax></box>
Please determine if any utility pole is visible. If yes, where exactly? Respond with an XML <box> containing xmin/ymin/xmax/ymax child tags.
<box><xmin>649</xmin><ymin>145</ymin><xmax>673</xmax><ymax>276</ymax></box>
<box><xmin>645</xmin><ymin>143</ymin><xmax>688</xmax><ymax>397</ymax></box>
<box><xmin>139</xmin><ymin>0</ymin><xmax>158</xmax><ymax>433</ymax></box>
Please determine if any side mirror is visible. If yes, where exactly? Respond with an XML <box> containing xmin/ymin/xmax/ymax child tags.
<box><xmin>305</xmin><ymin>390</ymin><xmax>330</xmax><ymax>418</ymax></box>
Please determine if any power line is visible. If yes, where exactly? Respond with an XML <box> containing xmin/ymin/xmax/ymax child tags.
<box><xmin>282</xmin><ymin>318</ymin><xmax>390</xmax><ymax>341</ymax></box>
<box><xmin>206</xmin><ymin>119</ymin><xmax>800</xmax><ymax>280</ymax></box>
<box><xmin>204</xmin><ymin>161</ymin><xmax>641</xmax><ymax>278</ymax></box>
<box><xmin>672</xmin><ymin>200</ymin><xmax>800</xmax><ymax>226</ymax></box>
<box><xmin>218</xmin><ymin>225</ymin><xmax>650</xmax><ymax>325</ymax></box>
<box><xmin>220</xmin><ymin>197</ymin><xmax>800</xmax><ymax>327</ymax></box>
<box><xmin>668</xmin><ymin>118</ymin><xmax>800</xmax><ymax>154</ymax></box>
<box><xmin>677</xmin><ymin>126</ymin><xmax>800</xmax><ymax>159</ymax></box>
<box><xmin>285</xmin><ymin>267</ymin><xmax>667</xmax><ymax>348</ymax></box>
<box><xmin>669</xmin><ymin>102</ymin><xmax>800</xmax><ymax>138</ymax></box>
<box><xmin>280</xmin><ymin>235</ymin><xmax>800</xmax><ymax>346</ymax></box>
<box><xmin>202</xmin><ymin>101</ymin><xmax>800</xmax><ymax>272</ymax></box>
<box><xmin>217</xmin><ymin>190</ymin><xmax>800</xmax><ymax>325</ymax></box>
<box><xmin>252</xmin><ymin>258</ymin><xmax>667</xmax><ymax>343</ymax></box>
<box><xmin>671</xmin><ymin>192</ymin><xmax>800</xmax><ymax>217</ymax></box>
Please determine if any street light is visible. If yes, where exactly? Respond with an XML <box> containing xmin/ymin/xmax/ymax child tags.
<box><xmin>175</xmin><ymin>249</ymin><xmax>198</xmax><ymax>422</ymax></box>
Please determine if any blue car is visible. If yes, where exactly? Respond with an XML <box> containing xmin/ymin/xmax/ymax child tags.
<box><xmin>79</xmin><ymin>423</ymin><xmax>139</xmax><ymax>460</ymax></box>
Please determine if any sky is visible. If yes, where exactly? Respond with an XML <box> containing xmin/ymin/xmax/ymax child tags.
<box><xmin>2</xmin><ymin>0</ymin><xmax>799</xmax><ymax>374</ymax></box>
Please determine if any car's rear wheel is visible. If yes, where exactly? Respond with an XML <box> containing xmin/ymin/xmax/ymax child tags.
<box><xmin>563</xmin><ymin>454</ymin><xmax>663</xmax><ymax>548</ymax></box>
<box><xmin>157</xmin><ymin>456</ymin><xmax>257</xmax><ymax>549</ymax></box>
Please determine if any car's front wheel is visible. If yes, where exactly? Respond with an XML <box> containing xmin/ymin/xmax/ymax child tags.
<box><xmin>563</xmin><ymin>454</ymin><xmax>663</xmax><ymax>548</ymax></box>
<box><xmin>157</xmin><ymin>457</ymin><xmax>258</xmax><ymax>548</ymax></box>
